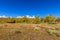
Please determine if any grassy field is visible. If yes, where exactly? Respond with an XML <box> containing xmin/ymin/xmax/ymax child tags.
<box><xmin>0</xmin><ymin>23</ymin><xmax>60</xmax><ymax>40</ymax></box>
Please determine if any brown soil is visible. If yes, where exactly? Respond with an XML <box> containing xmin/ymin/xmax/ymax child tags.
<box><xmin>0</xmin><ymin>23</ymin><xmax>60</xmax><ymax>40</ymax></box>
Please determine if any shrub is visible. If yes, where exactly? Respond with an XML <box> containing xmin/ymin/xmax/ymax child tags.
<box><xmin>47</xmin><ymin>29</ymin><xmax>57</xmax><ymax>35</ymax></box>
<box><xmin>7</xmin><ymin>18</ymin><xmax>15</xmax><ymax>23</ymax></box>
<box><xmin>34</xmin><ymin>25</ymin><xmax>40</xmax><ymax>30</ymax></box>
<box><xmin>45</xmin><ymin>15</ymin><xmax>56</xmax><ymax>23</ymax></box>
<box><xmin>48</xmin><ymin>22</ymin><xmax>57</xmax><ymax>24</ymax></box>
<box><xmin>47</xmin><ymin>29</ymin><xmax>60</xmax><ymax>37</ymax></box>
<box><xmin>55</xmin><ymin>31</ymin><xmax>60</xmax><ymax>37</ymax></box>
<box><xmin>13</xmin><ymin>30</ymin><xmax>21</xmax><ymax>33</ymax></box>
<box><xmin>47</xmin><ymin>29</ymin><xmax>53</xmax><ymax>35</ymax></box>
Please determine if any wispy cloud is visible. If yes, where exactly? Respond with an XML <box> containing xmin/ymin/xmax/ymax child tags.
<box><xmin>0</xmin><ymin>15</ymin><xmax>7</xmax><ymax>18</ymax></box>
<box><xmin>16</xmin><ymin>16</ymin><xmax>24</xmax><ymax>18</ymax></box>
<box><xmin>26</xmin><ymin>15</ymin><xmax>35</xmax><ymax>18</ymax></box>
<box><xmin>16</xmin><ymin>15</ymin><xmax>35</xmax><ymax>18</ymax></box>
<box><xmin>0</xmin><ymin>15</ymin><xmax>35</xmax><ymax>18</ymax></box>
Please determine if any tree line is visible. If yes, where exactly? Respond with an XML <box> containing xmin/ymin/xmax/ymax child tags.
<box><xmin>0</xmin><ymin>15</ymin><xmax>60</xmax><ymax>24</ymax></box>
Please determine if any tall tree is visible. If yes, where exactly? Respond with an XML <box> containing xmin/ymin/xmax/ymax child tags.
<box><xmin>22</xmin><ymin>16</ymin><xmax>31</xmax><ymax>23</ymax></box>
<box><xmin>45</xmin><ymin>15</ymin><xmax>56</xmax><ymax>23</ymax></box>
<box><xmin>34</xmin><ymin>15</ymin><xmax>40</xmax><ymax>24</ymax></box>
<box><xmin>56</xmin><ymin>18</ymin><xmax>60</xmax><ymax>23</ymax></box>
<box><xmin>7</xmin><ymin>18</ymin><xmax>15</xmax><ymax>23</ymax></box>
<box><xmin>40</xmin><ymin>18</ymin><xmax>45</xmax><ymax>23</ymax></box>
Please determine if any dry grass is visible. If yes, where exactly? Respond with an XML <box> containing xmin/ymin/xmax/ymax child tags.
<box><xmin>0</xmin><ymin>23</ymin><xmax>60</xmax><ymax>40</ymax></box>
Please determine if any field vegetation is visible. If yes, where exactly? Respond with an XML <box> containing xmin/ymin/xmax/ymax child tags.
<box><xmin>0</xmin><ymin>15</ymin><xmax>60</xmax><ymax>40</ymax></box>
<box><xmin>0</xmin><ymin>15</ymin><xmax>58</xmax><ymax>23</ymax></box>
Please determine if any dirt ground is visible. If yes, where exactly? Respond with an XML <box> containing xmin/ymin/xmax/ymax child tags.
<box><xmin>0</xmin><ymin>23</ymin><xmax>60</xmax><ymax>40</ymax></box>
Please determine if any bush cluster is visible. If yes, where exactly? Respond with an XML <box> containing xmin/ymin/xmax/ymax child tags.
<box><xmin>0</xmin><ymin>15</ymin><xmax>60</xmax><ymax>23</ymax></box>
<box><xmin>47</xmin><ymin>28</ymin><xmax>60</xmax><ymax>37</ymax></box>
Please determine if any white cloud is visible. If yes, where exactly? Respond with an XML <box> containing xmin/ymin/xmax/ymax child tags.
<box><xmin>26</xmin><ymin>15</ymin><xmax>35</xmax><ymax>18</ymax></box>
<box><xmin>16</xmin><ymin>15</ymin><xmax>35</xmax><ymax>18</ymax></box>
<box><xmin>16</xmin><ymin>16</ymin><xmax>24</xmax><ymax>18</ymax></box>
<box><xmin>0</xmin><ymin>15</ymin><xmax>35</xmax><ymax>18</ymax></box>
<box><xmin>0</xmin><ymin>15</ymin><xmax>7</xmax><ymax>18</ymax></box>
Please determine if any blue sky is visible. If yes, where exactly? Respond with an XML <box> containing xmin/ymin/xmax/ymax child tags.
<box><xmin>0</xmin><ymin>0</ymin><xmax>60</xmax><ymax>17</ymax></box>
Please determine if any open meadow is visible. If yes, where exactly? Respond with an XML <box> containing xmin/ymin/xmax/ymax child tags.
<box><xmin>0</xmin><ymin>23</ymin><xmax>60</xmax><ymax>40</ymax></box>
<box><xmin>0</xmin><ymin>0</ymin><xmax>60</xmax><ymax>40</ymax></box>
